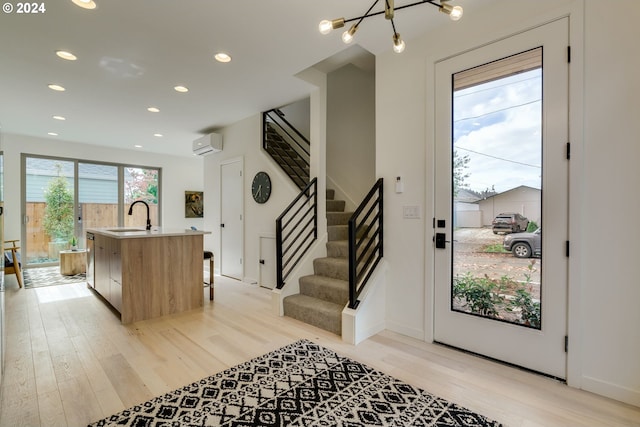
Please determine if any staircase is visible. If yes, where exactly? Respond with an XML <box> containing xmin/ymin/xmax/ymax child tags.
<box><xmin>283</xmin><ymin>189</ymin><xmax>350</xmax><ymax>335</ymax></box>
<box><xmin>264</xmin><ymin>122</ymin><xmax>309</xmax><ymax>190</ymax></box>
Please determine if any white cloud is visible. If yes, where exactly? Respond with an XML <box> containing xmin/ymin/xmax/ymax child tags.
<box><xmin>454</xmin><ymin>70</ymin><xmax>542</xmax><ymax>193</ymax></box>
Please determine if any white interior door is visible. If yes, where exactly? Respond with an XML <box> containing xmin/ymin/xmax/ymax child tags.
<box><xmin>433</xmin><ymin>19</ymin><xmax>569</xmax><ymax>379</ymax></box>
<box><xmin>220</xmin><ymin>159</ymin><xmax>243</xmax><ymax>280</ymax></box>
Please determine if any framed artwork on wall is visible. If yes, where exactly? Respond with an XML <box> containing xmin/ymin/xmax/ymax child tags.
<box><xmin>185</xmin><ymin>191</ymin><xmax>203</xmax><ymax>218</ymax></box>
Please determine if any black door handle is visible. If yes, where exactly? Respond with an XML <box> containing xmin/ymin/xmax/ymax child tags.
<box><xmin>259</xmin><ymin>259</ymin><xmax>265</xmax><ymax>264</ymax></box>
<box><xmin>220</xmin><ymin>223</ymin><xmax>225</xmax><ymax>227</ymax></box>
<box><xmin>435</xmin><ymin>233</ymin><xmax>450</xmax><ymax>249</ymax></box>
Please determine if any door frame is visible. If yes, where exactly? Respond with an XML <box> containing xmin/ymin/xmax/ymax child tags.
<box><xmin>423</xmin><ymin>6</ymin><xmax>585</xmax><ymax>388</ymax></box>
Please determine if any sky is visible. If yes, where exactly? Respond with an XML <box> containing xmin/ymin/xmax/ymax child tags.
<box><xmin>453</xmin><ymin>68</ymin><xmax>542</xmax><ymax>194</ymax></box>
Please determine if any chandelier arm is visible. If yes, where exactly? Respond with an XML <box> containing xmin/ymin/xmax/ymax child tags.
<box><xmin>344</xmin><ymin>0</ymin><xmax>441</xmax><ymax>24</ymax></box>
<box><xmin>390</xmin><ymin>16</ymin><xmax>398</xmax><ymax>35</ymax></box>
<box><xmin>345</xmin><ymin>0</ymin><xmax>382</xmax><ymax>26</ymax></box>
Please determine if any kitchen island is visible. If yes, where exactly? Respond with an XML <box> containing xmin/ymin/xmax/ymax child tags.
<box><xmin>86</xmin><ymin>227</ymin><xmax>211</xmax><ymax>324</ymax></box>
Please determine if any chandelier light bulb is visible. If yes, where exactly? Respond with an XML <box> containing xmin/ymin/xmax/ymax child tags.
<box><xmin>319</xmin><ymin>20</ymin><xmax>333</xmax><ymax>34</ymax></box>
<box><xmin>441</xmin><ymin>3</ymin><xmax>463</xmax><ymax>21</ymax></box>
<box><xmin>342</xmin><ymin>25</ymin><xmax>358</xmax><ymax>44</ymax></box>
<box><xmin>319</xmin><ymin>18</ymin><xmax>345</xmax><ymax>35</ymax></box>
<box><xmin>393</xmin><ymin>33</ymin><xmax>405</xmax><ymax>53</ymax></box>
<box><xmin>449</xmin><ymin>5</ymin><xmax>463</xmax><ymax>21</ymax></box>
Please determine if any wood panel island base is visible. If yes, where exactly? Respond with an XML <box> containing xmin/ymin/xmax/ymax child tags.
<box><xmin>87</xmin><ymin>228</ymin><xmax>210</xmax><ymax>324</ymax></box>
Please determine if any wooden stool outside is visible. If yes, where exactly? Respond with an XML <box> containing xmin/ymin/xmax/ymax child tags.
<box><xmin>4</xmin><ymin>240</ymin><xmax>23</xmax><ymax>288</ymax></box>
<box><xmin>59</xmin><ymin>249</ymin><xmax>87</xmax><ymax>275</ymax></box>
<box><xmin>204</xmin><ymin>251</ymin><xmax>214</xmax><ymax>300</ymax></box>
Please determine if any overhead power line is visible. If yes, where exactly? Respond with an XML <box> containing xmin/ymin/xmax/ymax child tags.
<box><xmin>454</xmin><ymin>99</ymin><xmax>541</xmax><ymax>123</ymax></box>
<box><xmin>456</xmin><ymin>146</ymin><xmax>541</xmax><ymax>168</ymax></box>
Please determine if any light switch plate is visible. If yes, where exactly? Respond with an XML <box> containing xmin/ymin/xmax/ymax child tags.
<box><xmin>403</xmin><ymin>205</ymin><xmax>420</xmax><ymax>219</ymax></box>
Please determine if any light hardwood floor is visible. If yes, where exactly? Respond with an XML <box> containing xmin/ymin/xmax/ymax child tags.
<box><xmin>1</xmin><ymin>275</ymin><xmax>639</xmax><ymax>427</ymax></box>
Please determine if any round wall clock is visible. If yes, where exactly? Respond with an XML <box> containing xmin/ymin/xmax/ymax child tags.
<box><xmin>251</xmin><ymin>171</ymin><xmax>271</xmax><ymax>204</ymax></box>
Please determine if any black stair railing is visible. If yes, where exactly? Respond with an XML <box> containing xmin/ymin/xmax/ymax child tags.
<box><xmin>263</xmin><ymin>109</ymin><xmax>310</xmax><ymax>189</ymax></box>
<box><xmin>276</xmin><ymin>178</ymin><xmax>318</xmax><ymax>288</ymax></box>
<box><xmin>348</xmin><ymin>178</ymin><xmax>384</xmax><ymax>309</ymax></box>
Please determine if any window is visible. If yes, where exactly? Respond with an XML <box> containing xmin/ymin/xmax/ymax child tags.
<box><xmin>23</xmin><ymin>155</ymin><xmax>161</xmax><ymax>266</ymax></box>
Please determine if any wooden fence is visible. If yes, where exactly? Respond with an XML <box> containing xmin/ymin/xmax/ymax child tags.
<box><xmin>25</xmin><ymin>202</ymin><xmax>158</xmax><ymax>261</ymax></box>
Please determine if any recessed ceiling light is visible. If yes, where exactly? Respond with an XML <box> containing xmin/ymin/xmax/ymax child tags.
<box><xmin>214</xmin><ymin>52</ymin><xmax>232</xmax><ymax>63</ymax></box>
<box><xmin>52</xmin><ymin>115</ymin><xmax>66</xmax><ymax>121</ymax></box>
<box><xmin>174</xmin><ymin>85</ymin><xmax>189</xmax><ymax>93</ymax></box>
<box><xmin>153</xmin><ymin>133</ymin><xmax>163</xmax><ymax>137</ymax></box>
<box><xmin>48</xmin><ymin>132</ymin><xmax>58</xmax><ymax>136</ymax></box>
<box><xmin>71</xmin><ymin>0</ymin><xmax>97</xmax><ymax>10</ymax></box>
<box><xmin>147</xmin><ymin>107</ymin><xmax>160</xmax><ymax>113</ymax></box>
<box><xmin>134</xmin><ymin>144</ymin><xmax>143</xmax><ymax>148</ymax></box>
<box><xmin>48</xmin><ymin>84</ymin><xmax>66</xmax><ymax>91</ymax></box>
<box><xmin>56</xmin><ymin>50</ymin><xmax>77</xmax><ymax>61</ymax></box>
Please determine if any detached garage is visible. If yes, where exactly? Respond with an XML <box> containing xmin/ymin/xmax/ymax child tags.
<box><xmin>478</xmin><ymin>185</ymin><xmax>541</xmax><ymax>227</ymax></box>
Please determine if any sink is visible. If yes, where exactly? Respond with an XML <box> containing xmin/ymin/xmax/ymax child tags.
<box><xmin>105</xmin><ymin>228</ymin><xmax>147</xmax><ymax>232</ymax></box>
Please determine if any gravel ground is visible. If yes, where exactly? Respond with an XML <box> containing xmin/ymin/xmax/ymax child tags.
<box><xmin>452</xmin><ymin>227</ymin><xmax>541</xmax><ymax>298</ymax></box>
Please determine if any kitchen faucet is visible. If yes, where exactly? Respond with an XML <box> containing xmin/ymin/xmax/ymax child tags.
<box><xmin>128</xmin><ymin>200</ymin><xmax>151</xmax><ymax>230</ymax></box>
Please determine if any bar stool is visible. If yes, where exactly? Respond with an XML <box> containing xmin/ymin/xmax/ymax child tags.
<box><xmin>204</xmin><ymin>251</ymin><xmax>214</xmax><ymax>300</ymax></box>
<box><xmin>4</xmin><ymin>240</ymin><xmax>23</xmax><ymax>288</ymax></box>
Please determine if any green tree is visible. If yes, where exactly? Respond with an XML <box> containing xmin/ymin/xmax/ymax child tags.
<box><xmin>125</xmin><ymin>168</ymin><xmax>158</xmax><ymax>204</ymax></box>
<box><xmin>43</xmin><ymin>164</ymin><xmax>74</xmax><ymax>242</ymax></box>
<box><xmin>453</xmin><ymin>149</ymin><xmax>470</xmax><ymax>197</ymax></box>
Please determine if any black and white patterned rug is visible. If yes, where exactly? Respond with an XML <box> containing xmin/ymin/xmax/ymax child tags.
<box><xmin>89</xmin><ymin>339</ymin><xmax>501</xmax><ymax>427</ymax></box>
<box><xmin>23</xmin><ymin>266</ymin><xmax>86</xmax><ymax>288</ymax></box>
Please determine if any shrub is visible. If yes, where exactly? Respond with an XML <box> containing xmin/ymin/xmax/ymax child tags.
<box><xmin>43</xmin><ymin>164</ymin><xmax>74</xmax><ymax>242</ymax></box>
<box><xmin>507</xmin><ymin>260</ymin><xmax>541</xmax><ymax>328</ymax></box>
<box><xmin>483</xmin><ymin>243</ymin><xmax>509</xmax><ymax>253</ymax></box>
<box><xmin>453</xmin><ymin>273</ymin><xmax>505</xmax><ymax>318</ymax></box>
<box><xmin>453</xmin><ymin>261</ymin><xmax>541</xmax><ymax>328</ymax></box>
<box><xmin>509</xmin><ymin>288</ymin><xmax>541</xmax><ymax>328</ymax></box>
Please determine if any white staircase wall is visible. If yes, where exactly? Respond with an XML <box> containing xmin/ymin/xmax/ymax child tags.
<box><xmin>342</xmin><ymin>260</ymin><xmax>388</xmax><ymax>345</ymax></box>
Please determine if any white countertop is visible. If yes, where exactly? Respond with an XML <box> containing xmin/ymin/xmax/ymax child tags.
<box><xmin>87</xmin><ymin>227</ymin><xmax>211</xmax><ymax>239</ymax></box>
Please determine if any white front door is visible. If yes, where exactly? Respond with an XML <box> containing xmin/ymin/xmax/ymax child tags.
<box><xmin>433</xmin><ymin>19</ymin><xmax>569</xmax><ymax>378</ymax></box>
<box><xmin>220</xmin><ymin>159</ymin><xmax>243</xmax><ymax>280</ymax></box>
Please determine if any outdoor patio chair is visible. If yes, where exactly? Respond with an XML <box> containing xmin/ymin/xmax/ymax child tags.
<box><xmin>4</xmin><ymin>240</ymin><xmax>23</xmax><ymax>288</ymax></box>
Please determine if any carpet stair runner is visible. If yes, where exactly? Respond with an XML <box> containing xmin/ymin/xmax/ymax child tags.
<box><xmin>283</xmin><ymin>189</ymin><xmax>351</xmax><ymax>335</ymax></box>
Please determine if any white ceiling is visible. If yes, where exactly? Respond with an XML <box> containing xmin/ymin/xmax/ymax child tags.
<box><xmin>0</xmin><ymin>0</ymin><xmax>484</xmax><ymax>157</ymax></box>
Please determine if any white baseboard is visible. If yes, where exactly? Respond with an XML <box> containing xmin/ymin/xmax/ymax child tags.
<box><xmin>385</xmin><ymin>321</ymin><xmax>425</xmax><ymax>341</ymax></box>
<box><xmin>581</xmin><ymin>375</ymin><xmax>640</xmax><ymax>407</ymax></box>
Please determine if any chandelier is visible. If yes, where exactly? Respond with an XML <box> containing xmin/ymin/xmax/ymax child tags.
<box><xmin>319</xmin><ymin>0</ymin><xmax>463</xmax><ymax>53</ymax></box>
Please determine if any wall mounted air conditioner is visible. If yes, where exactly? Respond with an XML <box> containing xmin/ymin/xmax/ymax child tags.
<box><xmin>193</xmin><ymin>133</ymin><xmax>223</xmax><ymax>156</ymax></box>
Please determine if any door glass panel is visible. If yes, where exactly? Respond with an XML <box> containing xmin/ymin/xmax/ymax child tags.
<box><xmin>451</xmin><ymin>48</ymin><xmax>542</xmax><ymax>329</ymax></box>
<box><xmin>123</xmin><ymin>167</ymin><xmax>159</xmax><ymax>228</ymax></box>
<box><xmin>25</xmin><ymin>157</ymin><xmax>75</xmax><ymax>265</ymax></box>
<box><xmin>78</xmin><ymin>163</ymin><xmax>118</xmax><ymax>248</ymax></box>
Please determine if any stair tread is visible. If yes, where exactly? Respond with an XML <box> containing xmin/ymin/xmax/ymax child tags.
<box><xmin>326</xmin><ymin>240</ymin><xmax>348</xmax><ymax>258</ymax></box>
<box><xmin>327</xmin><ymin>211</ymin><xmax>353</xmax><ymax>226</ymax></box>
<box><xmin>284</xmin><ymin>293</ymin><xmax>343</xmax><ymax>311</ymax></box>
<box><xmin>283</xmin><ymin>294</ymin><xmax>343</xmax><ymax>335</ymax></box>
<box><xmin>313</xmin><ymin>257</ymin><xmax>348</xmax><ymax>281</ymax></box>
<box><xmin>301</xmin><ymin>273</ymin><xmax>348</xmax><ymax>285</ymax></box>
<box><xmin>299</xmin><ymin>274</ymin><xmax>348</xmax><ymax>305</ymax></box>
